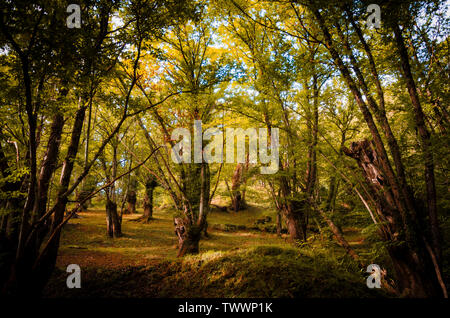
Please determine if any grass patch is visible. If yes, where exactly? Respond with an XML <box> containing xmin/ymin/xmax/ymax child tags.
<box><xmin>43</xmin><ymin>204</ymin><xmax>388</xmax><ymax>298</ymax></box>
<box><xmin>44</xmin><ymin>246</ymin><xmax>385</xmax><ymax>298</ymax></box>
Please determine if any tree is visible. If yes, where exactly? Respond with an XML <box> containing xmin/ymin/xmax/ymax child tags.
<box><xmin>146</xmin><ymin>6</ymin><xmax>230</xmax><ymax>256</ymax></box>
<box><xmin>143</xmin><ymin>176</ymin><xmax>158</xmax><ymax>221</ymax></box>
<box><xmin>303</xmin><ymin>0</ymin><xmax>447</xmax><ymax>297</ymax></box>
<box><xmin>0</xmin><ymin>0</ymin><xmax>198</xmax><ymax>296</ymax></box>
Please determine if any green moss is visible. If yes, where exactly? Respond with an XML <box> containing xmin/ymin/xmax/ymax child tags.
<box><xmin>43</xmin><ymin>201</ymin><xmax>392</xmax><ymax>298</ymax></box>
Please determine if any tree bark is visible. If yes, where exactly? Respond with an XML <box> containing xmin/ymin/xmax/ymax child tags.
<box><xmin>143</xmin><ymin>177</ymin><xmax>157</xmax><ymax>221</ymax></box>
<box><xmin>343</xmin><ymin>140</ymin><xmax>443</xmax><ymax>297</ymax></box>
<box><xmin>174</xmin><ymin>161</ymin><xmax>210</xmax><ymax>256</ymax></box>
<box><xmin>126</xmin><ymin>190</ymin><xmax>137</xmax><ymax>214</ymax></box>
<box><xmin>393</xmin><ymin>23</ymin><xmax>440</xmax><ymax>263</ymax></box>
<box><xmin>106</xmin><ymin>199</ymin><xmax>121</xmax><ymax>238</ymax></box>
<box><xmin>230</xmin><ymin>163</ymin><xmax>246</xmax><ymax>212</ymax></box>
<box><xmin>26</xmin><ymin>106</ymin><xmax>87</xmax><ymax>295</ymax></box>
<box><xmin>284</xmin><ymin>205</ymin><xmax>306</xmax><ymax>242</ymax></box>
<box><xmin>276</xmin><ymin>210</ymin><xmax>282</xmax><ymax>237</ymax></box>
<box><xmin>279</xmin><ymin>172</ymin><xmax>307</xmax><ymax>242</ymax></box>
<box><xmin>174</xmin><ymin>217</ymin><xmax>200</xmax><ymax>257</ymax></box>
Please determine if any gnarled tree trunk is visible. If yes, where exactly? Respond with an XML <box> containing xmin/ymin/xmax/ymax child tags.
<box><xmin>106</xmin><ymin>199</ymin><xmax>121</xmax><ymax>238</ymax></box>
<box><xmin>174</xmin><ymin>217</ymin><xmax>201</xmax><ymax>256</ymax></box>
<box><xmin>282</xmin><ymin>201</ymin><xmax>307</xmax><ymax>242</ymax></box>
<box><xmin>230</xmin><ymin>161</ymin><xmax>248</xmax><ymax>212</ymax></box>
<box><xmin>343</xmin><ymin>140</ymin><xmax>443</xmax><ymax>297</ymax></box>
<box><xmin>278</xmin><ymin>164</ymin><xmax>307</xmax><ymax>242</ymax></box>
<box><xmin>126</xmin><ymin>190</ymin><xmax>137</xmax><ymax>214</ymax></box>
<box><xmin>174</xmin><ymin>162</ymin><xmax>210</xmax><ymax>256</ymax></box>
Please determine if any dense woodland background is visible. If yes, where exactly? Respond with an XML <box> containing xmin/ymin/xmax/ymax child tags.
<box><xmin>0</xmin><ymin>0</ymin><xmax>449</xmax><ymax>298</ymax></box>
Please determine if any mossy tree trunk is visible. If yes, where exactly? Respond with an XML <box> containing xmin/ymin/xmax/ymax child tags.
<box><xmin>343</xmin><ymin>140</ymin><xmax>442</xmax><ymax>297</ymax></box>
<box><xmin>310</xmin><ymin>6</ymin><xmax>445</xmax><ymax>296</ymax></box>
<box><xmin>230</xmin><ymin>159</ymin><xmax>248</xmax><ymax>212</ymax></box>
<box><xmin>174</xmin><ymin>162</ymin><xmax>210</xmax><ymax>256</ymax></box>
<box><xmin>143</xmin><ymin>177</ymin><xmax>157</xmax><ymax>221</ymax></box>
<box><xmin>126</xmin><ymin>190</ymin><xmax>137</xmax><ymax>214</ymax></box>
<box><xmin>106</xmin><ymin>199</ymin><xmax>121</xmax><ymax>238</ymax></box>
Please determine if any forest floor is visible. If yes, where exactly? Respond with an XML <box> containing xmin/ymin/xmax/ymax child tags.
<box><xmin>53</xmin><ymin>206</ymin><xmax>287</xmax><ymax>268</ymax></box>
<box><xmin>42</xmin><ymin>203</ymin><xmax>387</xmax><ymax>298</ymax></box>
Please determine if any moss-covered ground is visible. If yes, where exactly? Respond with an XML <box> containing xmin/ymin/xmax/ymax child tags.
<box><xmin>43</xmin><ymin>200</ymin><xmax>388</xmax><ymax>298</ymax></box>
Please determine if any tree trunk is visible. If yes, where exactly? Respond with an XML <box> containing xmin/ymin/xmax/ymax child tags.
<box><xmin>16</xmin><ymin>105</ymin><xmax>87</xmax><ymax>296</ymax></box>
<box><xmin>106</xmin><ymin>202</ymin><xmax>114</xmax><ymax>238</ymax></box>
<box><xmin>143</xmin><ymin>192</ymin><xmax>153</xmax><ymax>220</ymax></box>
<box><xmin>126</xmin><ymin>190</ymin><xmax>137</xmax><ymax>214</ymax></box>
<box><xmin>279</xmin><ymin>166</ymin><xmax>307</xmax><ymax>242</ymax></box>
<box><xmin>343</xmin><ymin>140</ymin><xmax>443</xmax><ymax>297</ymax></box>
<box><xmin>174</xmin><ymin>217</ymin><xmax>200</xmax><ymax>257</ymax></box>
<box><xmin>143</xmin><ymin>177</ymin><xmax>157</xmax><ymax>222</ymax></box>
<box><xmin>387</xmin><ymin>243</ymin><xmax>438</xmax><ymax>297</ymax></box>
<box><xmin>276</xmin><ymin>210</ymin><xmax>282</xmax><ymax>237</ymax></box>
<box><xmin>393</xmin><ymin>23</ymin><xmax>440</xmax><ymax>263</ymax></box>
<box><xmin>325</xmin><ymin>175</ymin><xmax>338</xmax><ymax>211</ymax></box>
<box><xmin>106</xmin><ymin>199</ymin><xmax>121</xmax><ymax>238</ymax></box>
<box><xmin>174</xmin><ymin>161</ymin><xmax>210</xmax><ymax>256</ymax></box>
<box><xmin>283</xmin><ymin>201</ymin><xmax>306</xmax><ymax>242</ymax></box>
<box><xmin>230</xmin><ymin>163</ymin><xmax>246</xmax><ymax>212</ymax></box>
<box><xmin>32</xmin><ymin>113</ymin><xmax>65</xmax><ymax>222</ymax></box>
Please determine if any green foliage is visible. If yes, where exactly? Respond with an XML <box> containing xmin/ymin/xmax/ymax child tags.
<box><xmin>0</xmin><ymin>0</ymin><xmax>448</xmax><ymax>297</ymax></box>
